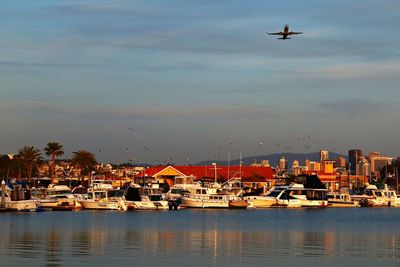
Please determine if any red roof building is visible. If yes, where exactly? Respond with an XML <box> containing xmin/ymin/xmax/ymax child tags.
<box><xmin>136</xmin><ymin>165</ymin><xmax>275</xmax><ymax>185</ymax></box>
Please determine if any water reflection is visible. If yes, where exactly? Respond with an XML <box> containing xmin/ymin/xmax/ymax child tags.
<box><xmin>0</xmin><ymin>210</ymin><xmax>400</xmax><ymax>266</ymax></box>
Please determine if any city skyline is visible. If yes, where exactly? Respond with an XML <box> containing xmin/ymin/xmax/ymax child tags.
<box><xmin>1</xmin><ymin>1</ymin><xmax>400</xmax><ymax>163</ymax></box>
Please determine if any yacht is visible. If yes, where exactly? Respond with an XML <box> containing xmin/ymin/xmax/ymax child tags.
<box><xmin>79</xmin><ymin>189</ymin><xmax>127</xmax><ymax>210</ymax></box>
<box><xmin>327</xmin><ymin>189</ymin><xmax>360</xmax><ymax>208</ymax></box>
<box><xmin>39</xmin><ymin>185</ymin><xmax>82</xmax><ymax>211</ymax></box>
<box><xmin>180</xmin><ymin>184</ymin><xmax>240</xmax><ymax>208</ymax></box>
<box><xmin>165</xmin><ymin>175</ymin><xmax>198</xmax><ymax>201</ymax></box>
<box><xmin>124</xmin><ymin>184</ymin><xmax>169</xmax><ymax>210</ymax></box>
<box><xmin>245</xmin><ymin>183</ymin><xmax>325</xmax><ymax>208</ymax></box>
<box><xmin>378</xmin><ymin>185</ymin><xmax>400</xmax><ymax>207</ymax></box>
<box><xmin>351</xmin><ymin>184</ymin><xmax>389</xmax><ymax>207</ymax></box>
<box><xmin>0</xmin><ymin>185</ymin><xmax>42</xmax><ymax>212</ymax></box>
<box><xmin>280</xmin><ymin>183</ymin><xmax>328</xmax><ymax>207</ymax></box>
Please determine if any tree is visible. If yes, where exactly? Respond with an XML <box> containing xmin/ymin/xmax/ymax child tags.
<box><xmin>71</xmin><ymin>150</ymin><xmax>97</xmax><ymax>183</ymax></box>
<box><xmin>44</xmin><ymin>142</ymin><xmax>64</xmax><ymax>184</ymax></box>
<box><xmin>18</xmin><ymin>146</ymin><xmax>42</xmax><ymax>182</ymax></box>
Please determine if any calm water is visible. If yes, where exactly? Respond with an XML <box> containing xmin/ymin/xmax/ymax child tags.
<box><xmin>0</xmin><ymin>208</ymin><xmax>400</xmax><ymax>267</ymax></box>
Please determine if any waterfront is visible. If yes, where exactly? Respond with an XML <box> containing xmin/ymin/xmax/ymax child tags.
<box><xmin>0</xmin><ymin>209</ymin><xmax>400</xmax><ymax>266</ymax></box>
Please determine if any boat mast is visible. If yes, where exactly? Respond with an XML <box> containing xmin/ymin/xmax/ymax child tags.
<box><xmin>228</xmin><ymin>152</ymin><xmax>230</xmax><ymax>180</ymax></box>
<box><xmin>396</xmin><ymin>165</ymin><xmax>399</xmax><ymax>193</ymax></box>
<box><xmin>239</xmin><ymin>152</ymin><xmax>242</xmax><ymax>178</ymax></box>
<box><xmin>212</xmin><ymin>162</ymin><xmax>217</xmax><ymax>184</ymax></box>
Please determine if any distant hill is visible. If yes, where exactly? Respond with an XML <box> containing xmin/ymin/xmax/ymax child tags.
<box><xmin>196</xmin><ymin>152</ymin><xmax>345</xmax><ymax>167</ymax></box>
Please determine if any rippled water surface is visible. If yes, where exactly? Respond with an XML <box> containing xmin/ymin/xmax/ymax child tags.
<box><xmin>1</xmin><ymin>208</ymin><xmax>400</xmax><ymax>266</ymax></box>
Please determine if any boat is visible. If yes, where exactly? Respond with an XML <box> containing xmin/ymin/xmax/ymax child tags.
<box><xmin>327</xmin><ymin>190</ymin><xmax>360</xmax><ymax>207</ymax></box>
<box><xmin>378</xmin><ymin>185</ymin><xmax>400</xmax><ymax>207</ymax></box>
<box><xmin>268</xmin><ymin>185</ymin><xmax>302</xmax><ymax>208</ymax></box>
<box><xmin>0</xmin><ymin>184</ymin><xmax>42</xmax><ymax>212</ymax></box>
<box><xmin>246</xmin><ymin>180</ymin><xmax>325</xmax><ymax>208</ymax></box>
<box><xmin>279</xmin><ymin>183</ymin><xmax>328</xmax><ymax>207</ymax></box>
<box><xmin>39</xmin><ymin>185</ymin><xmax>82</xmax><ymax>211</ymax></box>
<box><xmin>124</xmin><ymin>184</ymin><xmax>169</xmax><ymax>210</ymax></box>
<box><xmin>351</xmin><ymin>184</ymin><xmax>389</xmax><ymax>207</ymax></box>
<box><xmin>243</xmin><ymin>185</ymin><xmax>298</xmax><ymax>208</ymax></box>
<box><xmin>180</xmin><ymin>184</ymin><xmax>241</xmax><ymax>209</ymax></box>
<box><xmin>165</xmin><ymin>175</ymin><xmax>198</xmax><ymax>201</ymax></box>
<box><xmin>79</xmin><ymin>189</ymin><xmax>127</xmax><ymax>210</ymax></box>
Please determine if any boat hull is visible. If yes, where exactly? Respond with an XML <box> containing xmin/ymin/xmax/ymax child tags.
<box><xmin>79</xmin><ymin>199</ymin><xmax>125</xmax><ymax>210</ymax></box>
<box><xmin>299</xmin><ymin>200</ymin><xmax>328</xmax><ymax>207</ymax></box>
<box><xmin>1</xmin><ymin>200</ymin><xmax>41</xmax><ymax>212</ymax></box>
<box><xmin>180</xmin><ymin>197</ymin><xmax>230</xmax><ymax>208</ymax></box>
<box><xmin>228</xmin><ymin>199</ymin><xmax>249</xmax><ymax>209</ymax></box>
<box><xmin>125</xmin><ymin>200</ymin><xmax>169</xmax><ymax>210</ymax></box>
<box><xmin>328</xmin><ymin>201</ymin><xmax>360</xmax><ymax>208</ymax></box>
<box><xmin>244</xmin><ymin>196</ymin><xmax>277</xmax><ymax>208</ymax></box>
<box><xmin>41</xmin><ymin>199</ymin><xmax>81</xmax><ymax>211</ymax></box>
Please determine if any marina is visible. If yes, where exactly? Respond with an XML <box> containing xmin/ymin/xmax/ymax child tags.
<box><xmin>2</xmin><ymin>173</ymin><xmax>400</xmax><ymax>212</ymax></box>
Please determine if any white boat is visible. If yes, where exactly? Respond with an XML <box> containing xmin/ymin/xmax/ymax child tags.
<box><xmin>39</xmin><ymin>185</ymin><xmax>82</xmax><ymax>211</ymax></box>
<box><xmin>180</xmin><ymin>184</ymin><xmax>240</xmax><ymax>208</ymax></box>
<box><xmin>378</xmin><ymin>185</ymin><xmax>400</xmax><ymax>207</ymax></box>
<box><xmin>276</xmin><ymin>183</ymin><xmax>327</xmax><ymax>208</ymax></box>
<box><xmin>351</xmin><ymin>184</ymin><xmax>389</xmax><ymax>207</ymax></box>
<box><xmin>165</xmin><ymin>175</ymin><xmax>199</xmax><ymax>201</ymax></box>
<box><xmin>79</xmin><ymin>189</ymin><xmax>127</xmax><ymax>210</ymax></box>
<box><xmin>327</xmin><ymin>190</ymin><xmax>360</xmax><ymax>208</ymax></box>
<box><xmin>125</xmin><ymin>184</ymin><xmax>169</xmax><ymax>210</ymax></box>
<box><xmin>0</xmin><ymin>187</ymin><xmax>41</xmax><ymax>212</ymax></box>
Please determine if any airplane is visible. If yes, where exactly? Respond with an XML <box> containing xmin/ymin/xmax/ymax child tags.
<box><xmin>267</xmin><ymin>24</ymin><xmax>303</xmax><ymax>40</ymax></box>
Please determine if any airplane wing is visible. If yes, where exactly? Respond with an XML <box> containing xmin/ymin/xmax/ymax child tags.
<box><xmin>289</xmin><ymin>31</ymin><xmax>303</xmax><ymax>35</ymax></box>
<box><xmin>267</xmin><ymin>32</ymin><xmax>283</xmax><ymax>35</ymax></box>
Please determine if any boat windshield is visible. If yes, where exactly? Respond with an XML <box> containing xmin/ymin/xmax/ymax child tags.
<box><xmin>88</xmin><ymin>191</ymin><xmax>107</xmax><ymax>199</ymax></box>
<box><xmin>305</xmin><ymin>190</ymin><xmax>327</xmax><ymax>200</ymax></box>
<box><xmin>365</xmin><ymin>190</ymin><xmax>374</xmax><ymax>196</ymax></box>
<box><xmin>108</xmin><ymin>190</ymin><xmax>124</xmax><ymax>198</ymax></box>
<box><xmin>267</xmin><ymin>190</ymin><xmax>282</xmax><ymax>197</ymax></box>
<box><xmin>47</xmin><ymin>190</ymin><xmax>72</xmax><ymax>196</ymax></box>
<box><xmin>171</xmin><ymin>188</ymin><xmax>182</xmax><ymax>194</ymax></box>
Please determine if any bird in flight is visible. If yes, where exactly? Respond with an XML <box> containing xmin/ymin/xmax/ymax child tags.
<box><xmin>267</xmin><ymin>24</ymin><xmax>303</xmax><ymax>40</ymax></box>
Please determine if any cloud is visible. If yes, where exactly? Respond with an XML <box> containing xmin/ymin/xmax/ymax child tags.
<box><xmin>318</xmin><ymin>98</ymin><xmax>387</xmax><ymax>114</ymax></box>
<box><xmin>319</xmin><ymin>62</ymin><xmax>400</xmax><ymax>79</ymax></box>
<box><xmin>0</xmin><ymin>99</ymin><xmax>285</xmax><ymax>121</ymax></box>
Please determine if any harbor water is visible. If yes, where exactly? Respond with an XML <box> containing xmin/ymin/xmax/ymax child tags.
<box><xmin>0</xmin><ymin>208</ymin><xmax>399</xmax><ymax>266</ymax></box>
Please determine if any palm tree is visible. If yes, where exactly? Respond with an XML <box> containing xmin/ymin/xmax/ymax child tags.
<box><xmin>70</xmin><ymin>150</ymin><xmax>97</xmax><ymax>183</ymax></box>
<box><xmin>18</xmin><ymin>146</ymin><xmax>42</xmax><ymax>182</ymax></box>
<box><xmin>44</xmin><ymin>142</ymin><xmax>64</xmax><ymax>184</ymax></box>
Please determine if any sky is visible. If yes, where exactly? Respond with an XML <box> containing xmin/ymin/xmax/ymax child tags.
<box><xmin>1</xmin><ymin>0</ymin><xmax>400</xmax><ymax>164</ymax></box>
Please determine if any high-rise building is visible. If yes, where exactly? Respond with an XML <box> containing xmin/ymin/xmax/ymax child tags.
<box><xmin>348</xmin><ymin>149</ymin><xmax>362</xmax><ymax>175</ymax></box>
<box><xmin>321</xmin><ymin>160</ymin><xmax>334</xmax><ymax>174</ymax></box>
<box><xmin>304</xmin><ymin>159</ymin><xmax>310</xmax><ymax>170</ymax></box>
<box><xmin>334</xmin><ymin>157</ymin><xmax>346</xmax><ymax>168</ymax></box>
<box><xmin>357</xmin><ymin>158</ymin><xmax>370</xmax><ymax>177</ymax></box>
<box><xmin>292</xmin><ymin>160</ymin><xmax>299</xmax><ymax>168</ymax></box>
<box><xmin>370</xmin><ymin>156</ymin><xmax>393</xmax><ymax>174</ymax></box>
<box><xmin>320</xmin><ymin>150</ymin><xmax>329</xmax><ymax>163</ymax></box>
<box><xmin>368</xmin><ymin>152</ymin><xmax>381</xmax><ymax>162</ymax></box>
<box><xmin>260</xmin><ymin>160</ymin><xmax>270</xmax><ymax>167</ymax></box>
<box><xmin>309</xmin><ymin>161</ymin><xmax>321</xmax><ymax>172</ymax></box>
<box><xmin>278</xmin><ymin>155</ymin><xmax>287</xmax><ymax>170</ymax></box>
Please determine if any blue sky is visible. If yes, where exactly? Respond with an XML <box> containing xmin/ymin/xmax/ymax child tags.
<box><xmin>1</xmin><ymin>0</ymin><xmax>400</xmax><ymax>164</ymax></box>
